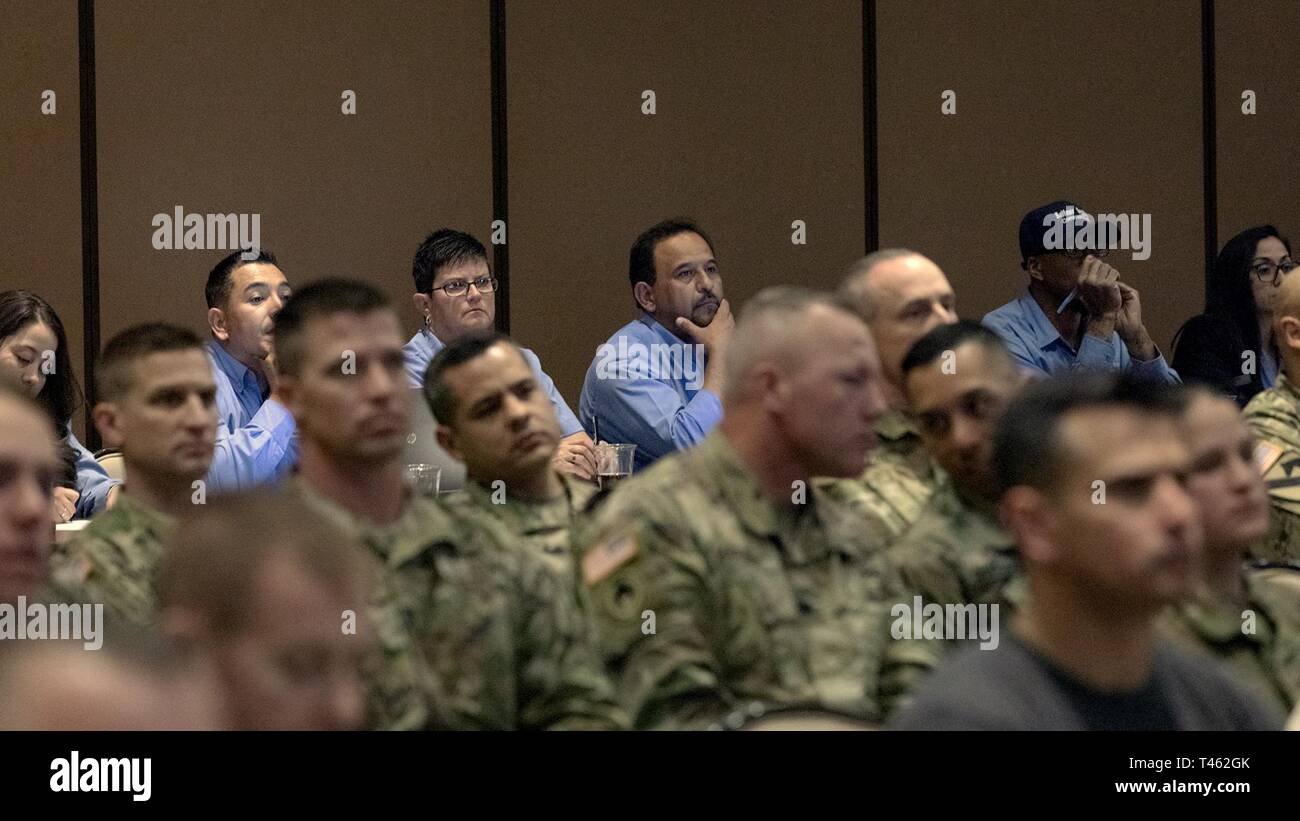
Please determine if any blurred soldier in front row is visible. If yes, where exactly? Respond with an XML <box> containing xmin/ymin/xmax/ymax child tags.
<box><xmin>52</xmin><ymin>324</ymin><xmax>218</xmax><ymax>626</ymax></box>
<box><xmin>271</xmin><ymin>279</ymin><xmax>624</xmax><ymax>730</ymax></box>
<box><xmin>879</xmin><ymin>321</ymin><xmax>1028</xmax><ymax>713</ymax></box>
<box><xmin>427</xmin><ymin>332</ymin><xmax>598</xmax><ymax>589</ymax></box>
<box><xmin>156</xmin><ymin>492</ymin><xmax>370</xmax><ymax>730</ymax></box>
<box><xmin>1160</xmin><ymin>387</ymin><xmax>1300</xmax><ymax>715</ymax></box>
<box><xmin>579</xmin><ymin>287</ymin><xmax>898</xmax><ymax>729</ymax></box>
<box><xmin>892</xmin><ymin>373</ymin><xmax>1282</xmax><ymax>730</ymax></box>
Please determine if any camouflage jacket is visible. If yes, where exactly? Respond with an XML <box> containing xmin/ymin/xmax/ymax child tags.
<box><xmin>1243</xmin><ymin>375</ymin><xmax>1300</xmax><ymax>564</ymax></box>
<box><xmin>820</xmin><ymin>410</ymin><xmax>940</xmax><ymax>541</ymax></box>
<box><xmin>292</xmin><ymin>480</ymin><xmax>625</xmax><ymax>731</ymax></box>
<box><xmin>49</xmin><ymin>493</ymin><xmax>175</xmax><ymax>627</ymax></box>
<box><xmin>1160</xmin><ymin>566</ymin><xmax>1300</xmax><ymax>715</ymax></box>
<box><xmin>440</xmin><ymin>472</ymin><xmax>599</xmax><ymax>586</ymax></box>
<box><xmin>578</xmin><ymin>431</ymin><xmax>897</xmax><ymax>729</ymax></box>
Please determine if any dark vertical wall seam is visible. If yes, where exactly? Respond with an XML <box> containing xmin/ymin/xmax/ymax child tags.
<box><xmin>863</xmin><ymin>0</ymin><xmax>878</xmax><ymax>254</ymax></box>
<box><xmin>78</xmin><ymin>0</ymin><xmax>101</xmax><ymax>450</ymax></box>
<box><xmin>490</xmin><ymin>0</ymin><xmax>510</xmax><ymax>334</ymax></box>
<box><xmin>1202</xmin><ymin>0</ymin><xmax>1217</xmax><ymax>285</ymax></box>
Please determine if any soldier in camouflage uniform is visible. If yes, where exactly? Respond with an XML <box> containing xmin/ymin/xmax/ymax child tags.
<box><xmin>273</xmin><ymin>279</ymin><xmax>624</xmax><ymax>730</ymax></box>
<box><xmin>421</xmin><ymin>333</ymin><xmax>599</xmax><ymax>586</ymax></box>
<box><xmin>579</xmin><ymin>289</ymin><xmax>898</xmax><ymax>729</ymax></box>
<box><xmin>833</xmin><ymin>249</ymin><xmax>960</xmax><ymax>535</ymax></box>
<box><xmin>878</xmin><ymin>321</ymin><xmax>1030</xmax><ymax>712</ymax></box>
<box><xmin>51</xmin><ymin>324</ymin><xmax>218</xmax><ymax>626</ymax></box>
<box><xmin>1243</xmin><ymin>268</ymin><xmax>1300</xmax><ymax>564</ymax></box>
<box><xmin>1160</xmin><ymin>387</ymin><xmax>1300</xmax><ymax>714</ymax></box>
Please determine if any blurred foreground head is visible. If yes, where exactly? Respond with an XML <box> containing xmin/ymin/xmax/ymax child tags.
<box><xmin>0</xmin><ymin>625</ymin><xmax>224</xmax><ymax>730</ymax></box>
<box><xmin>157</xmin><ymin>491</ymin><xmax>372</xmax><ymax>730</ymax></box>
<box><xmin>721</xmin><ymin>287</ymin><xmax>888</xmax><ymax>478</ymax></box>
<box><xmin>994</xmin><ymin>373</ymin><xmax>1201</xmax><ymax>614</ymax></box>
<box><xmin>0</xmin><ymin>376</ymin><xmax>59</xmax><ymax>603</ymax></box>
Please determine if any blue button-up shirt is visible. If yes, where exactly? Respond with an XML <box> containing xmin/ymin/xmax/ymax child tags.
<box><xmin>403</xmin><ymin>327</ymin><xmax>583</xmax><ymax>437</ymax></box>
<box><xmin>982</xmin><ymin>289</ymin><xmax>1179</xmax><ymax>383</ymax></box>
<box><xmin>579</xmin><ymin>314</ymin><xmax>723</xmax><ymax>470</ymax></box>
<box><xmin>206</xmin><ymin>340</ymin><xmax>298</xmax><ymax>492</ymax></box>
<box><xmin>66</xmin><ymin>425</ymin><xmax>117</xmax><ymax>519</ymax></box>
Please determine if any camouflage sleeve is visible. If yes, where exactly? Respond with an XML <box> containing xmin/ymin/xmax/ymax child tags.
<box><xmin>361</xmin><ymin>555</ymin><xmax>440</xmax><ymax>731</ymax></box>
<box><xmin>878</xmin><ymin>533</ymin><xmax>953</xmax><ymax>717</ymax></box>
<box><xmin>510</xmin><ymin>544</ymin><xmax>629</xmax><ymax>730</ymax></box>
<box><xmin>1251</xmin><ymin>505</ymin><xmax>1300</xmax><ymax>566</ymax></box>
<box><xmin>51</xmin><ymin>531</ymin><xmax>156</xmax><ymax>628</ymax></box>
<box><xmin>580</xmin><ymin>512</ymin><xmax>735</xmax><ymax>730</ymax></box>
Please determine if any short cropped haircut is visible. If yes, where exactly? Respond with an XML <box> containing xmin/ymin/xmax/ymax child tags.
<box><xmin>992</xmin><ymin>372</ymin><xmax>1188</xmax><ymax>495</ymax></box>
<box><xmin>724</xmin><ymin>286</ymin><xmax>861</xmax><ymax>403</ymax></box>
<box><xmin>412</xmin><ymin>229</ymin><xmax>489</xmax><ymax>294</ymax></box>
<box><xmin>156</xmin><ymin>491</ymin><xmax>369</xmax><ymax>639</ymax></box>
<box><xmin>900</xmin><ymin>319</ymin><xmax>1014</xmax><ymax>378</ymax></box>
<box><xmin>204</xmin><ymin>248</ymin><xmax>279</xmax><ymax>310</ymax></box>
<box><xmin>273</xmin><ymin>278</ymin><xmax>391</xmax><ymax>377</ymax></box>
<box><xmin>95</xmin><ymin>323</ymin><xmax>204</xmax><ymax>402</ymax></box>
<box><xmin>839</xmin><ymin>248</ymin><xmax>919</xmax><ymax>321</ymax></box>
<box><xmin>628</xmin><ymin>218</ymin><xmax>715</xmax><ymax>293</ymax></box>
<box><xmin>422</xmin><ymin>331</ymin><xmax>517</xmax><ymax>425</ymax></box>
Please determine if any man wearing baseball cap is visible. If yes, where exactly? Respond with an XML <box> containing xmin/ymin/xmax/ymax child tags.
<box><xmin>982</xmin><ymin>200</ymin><xmax>1178</xmax><ymax>382</ymax></box>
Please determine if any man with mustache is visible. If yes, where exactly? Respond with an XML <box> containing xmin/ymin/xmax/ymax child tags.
<box><xmin>274</xmin><ymin>279</ymin><xmax>623</xmax><ymax>730</ymax></box>
<box><xmin>579</xmin><ymin>288</ymin><xmax>897</xmax><ymax>729</ymax></box>
<box><xmin>203</xmin><ymin>248</ymin><xmax>298</xmax><ymax>492</ymax></box>
<box><xmin>53</xmin><ymin>324</ymin><xmax>218</xmax><ymax>626</ymax></box>
<box><xmin>580</xmin><ymin>219</ymin><xmax>734</xmax><ymax>470</ymax></box>
<box><xmin>425</xmin><ymin>333</ymin><xmax>598</xmax><ymax>588</ymax></box>
<box><xmin>891</xmin><ymin>373</ymin><xmax>1280</xmax><ymax>730</ymax></box>
<box><xmin>404</xmin><ymin>229</ymin><xmax>598</xmax><ymax>481</ymax></box>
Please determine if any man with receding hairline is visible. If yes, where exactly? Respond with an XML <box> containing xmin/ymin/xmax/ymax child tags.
<box><xmin>1244</xmin><ymin>267</ymin><xmax>1300</xmax><ymax>564</ymax></box>
<box><xmin>827</xmin><ymin>249</ymin><xmax>956</xmax><ymax>540</ymax></box>
<box><xmin>579</xmin><ymin>287</ymin><xmax>899</xmax><ymax>729</ymax></box>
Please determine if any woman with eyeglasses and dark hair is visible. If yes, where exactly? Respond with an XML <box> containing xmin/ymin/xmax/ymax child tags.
<box><xmin>1172</xmin><ymin>225</ymin><xmax>1297</xmax><ymax>407</ymax></box>
<box><xmin>0</xmin><ymin>290</ymin><xmax>119</xmax><ymax>521</ymax></box>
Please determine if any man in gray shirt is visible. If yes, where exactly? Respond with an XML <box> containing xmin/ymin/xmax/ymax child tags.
<box><xmin>890</xmin><ymin>373</ymin><xmax>1282</xmax><ymax>731</ymax></box>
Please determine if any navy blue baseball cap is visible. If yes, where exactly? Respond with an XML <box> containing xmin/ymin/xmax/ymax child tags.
<box><xmin>1019</xmin><ymin>200</ymin><xmax>1094</xmax><ymax>268</ymax></box>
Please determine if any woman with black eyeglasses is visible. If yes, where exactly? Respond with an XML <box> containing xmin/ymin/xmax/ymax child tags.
<box><xmin>1172</xmin><ymin>225</ymin><xmax>1297</xmax><ymax>407</ymax></box>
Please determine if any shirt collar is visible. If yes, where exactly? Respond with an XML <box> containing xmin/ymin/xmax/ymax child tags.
<box><xmin>1015</xmin><ymin>288</ymin><xmax>1068</xmax><ymax>351</ymax></box>
<box><xmin>419</xmin><ymin>325</ymin><xmax>446</xmax><ymax>355</ymax></box>
<box><xmin>636</xmin><ymin>313</ymin><xmax>688</xmax><ymax>347</ymax></box>
<box><xmin>207</xmin><ymin>339</ymin><xmax>265</xmax><ymax>395</ymax></box>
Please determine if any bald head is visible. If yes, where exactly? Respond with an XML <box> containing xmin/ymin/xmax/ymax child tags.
<box><xmin>722</xmin><ymin>287</ymin><xmax>888</xmax><ymax>478</ymax></box>
<box><xmin>839</xmin><ymin>250</ymin><xmax>956</xmax><ymax>392</ymax></box>
<box><xmin>1274</xmin><ymin>270</ymin><xmax>1300</xmax><ymax>364</ymax></box>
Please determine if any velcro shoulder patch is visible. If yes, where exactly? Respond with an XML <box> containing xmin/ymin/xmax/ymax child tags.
<box><xmin>582</xmin><ymin>532</ymin><xmax>639</xmax><ymax>586</ymax></box>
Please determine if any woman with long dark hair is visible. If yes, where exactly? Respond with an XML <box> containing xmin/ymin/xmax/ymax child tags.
<box><xmin>1172</xmin><ymin>226</ymin><xmax>1296</xmax><ymax>406</ymax></box>
<box><xmin>0</xmin><ymin>290</ymin><xmax>119</xmax><ymax>520</ymax></box>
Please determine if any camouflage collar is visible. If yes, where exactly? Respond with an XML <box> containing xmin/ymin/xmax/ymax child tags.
<box><xmin>288</xmin><ymin>476</ymin><xmax>446</xmax><ymax>566</ymax></box>
<box><xmin>109</xmin><ymin>492</ymin><xmax>176</xmax><ymax>536</ymax></box>
<box><xmin>1178</xmin><ymin>583</ymin><xmax>1272</xmax><ymax>647</ymax></box>
<box><xmin>874</xmin><ymin>409</ymin><xmax>918</xmax><ymax>442</ymax></box>
<box><xmin>461</xmin><ymin>471</ymin><xmax>596</xmax><ymax>527</ymax></box>
<box><xmin>690</xmin><ymin>433</ymin><xmax>835</xmax><ymax>562</ymax></box>
<box><xmin>1274</xmin><ymin>373</ymin><xmax>1300</xmax><ymax>406</ymax></box>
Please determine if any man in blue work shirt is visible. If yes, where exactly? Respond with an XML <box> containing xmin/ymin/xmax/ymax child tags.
<box><xmin>983</xmin><ymin>200</ymin><xmax>1178</xmax><ymax>383</ymax></box>
<box><xmin>580</xmin><ymin>219</ymin><xmax>733</xmax><ymax>471</ymax></box>
<box><xmin>203</xmin><ymin>249</ymin><xmax>298</xmax><ymax>492</ymax></box>
<box><xmin>404</xmin><ymin>229</ymin><xmax>598</xmax><ymax>480</ymax></box>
